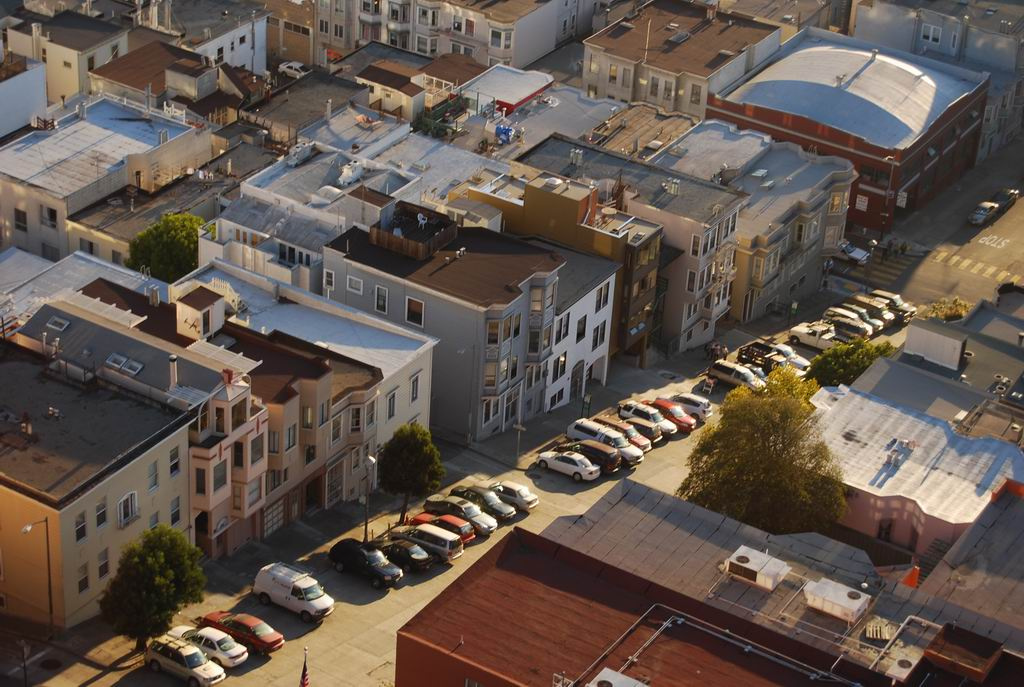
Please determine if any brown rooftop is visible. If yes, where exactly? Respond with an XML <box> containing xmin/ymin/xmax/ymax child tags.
<box><xmin>332</xmin><ymin>225</ymin><xmax>565</xmax><ymax>307</ymax></box>
<box><xmin>420</xmin><ymin>53</ymin><xmax>487</xmax><ymax>85</ymax></box>
<box><xmin>349</xmin><ymin>184</ymin><xmax>393</xmax><ymax>208</ymax></box>
<box><xmin>586</xmin><ymin>0</ymin><xmax>778</xmax><ymax>77</ymax></box>
<box><xmin>221</xmin><ymin>325</ymin><xmax>330</xmax><ymax>404</ymax></box>
<box><xmin>178</xmin><ymin>285</ymin><xmax>223</xmax><ymax>311</ymax></box>
<box><xmin>444</xmin><ymin>0</ymin><xmax>549</xmax><ymax>23</ymax></box>
<box><xmin>357</xmin><ymin>60</ymin><xmax>423</xmax><ymax>96</ymax></box>
<box><xmin>90</xmin><ymin>41</ymin><xmax>205</xmax><ymax>94</ymax></box>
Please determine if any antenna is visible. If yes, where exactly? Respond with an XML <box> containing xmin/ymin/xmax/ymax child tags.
<box><xmin>644</xmin><ymin>18</ymin><xmax>652</xmax><ymax>64</ymax></box>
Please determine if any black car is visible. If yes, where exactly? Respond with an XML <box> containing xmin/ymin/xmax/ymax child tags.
<box><xmin>328</xmin><ymin>538</ymin><xmax>403</xmax><ymax>589</ymax></box>
<box><xmin>991</xmin><ymin>187</ymin><xmax>1019</xmax><ymax>214</ymax></box>
<box><xmin>555</xmin><ymin>440</ymin><xmax>622</xmax><ymax>474</ymax></box>
<box><xmin>450</xmin><ymin>485</ymin><xmax>516</xmax><ymax>521</ymax></box>
<box><xmin>376</xmin><ymin>539</ymin><xmax>433</xmax><ymax>573</ymax></box>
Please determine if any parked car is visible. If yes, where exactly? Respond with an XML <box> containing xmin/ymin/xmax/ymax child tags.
<box><xmin>560</xmin><ymin>439</ymin><xmax>625</xmax><ymax>472</ymax></box>
<box><xmin>566</xmin><ymin>418</ymin><xmax>645</xmax><ymax>464</ymax></box>
<box><xmin>767</xmin><ymin>343</ymin><xmax>810</xmax><ymax>371</ymax></box>
<box><xmin>198</xmin><ymin>612</ymin><xmax>284</xmax><ymax>656</ymax></box>
<box><xmin>736</xmin><ymin>340</ymin><xmax>791</xmax><ymax>374</ymax></box>
<box><xmin>621</xmin><ymin>416</ymin><xmax>663</xmax><ymax>444</ymax></box>
<box><xmin>592</xmin><ymin>415</ymin><xmax>652</xmax><ymax>452</ymax></box>
<box><xmin>644</xmin><ymin>399</ymin><xmax>696</xmax><ymax>432</ymax></box>
<box><xmin>146</xmin><ymin>634</ymin><xmax>226</xmax><ymax>686</ymax></box>
<box><xmin>488</xmin><ymin>481</ymin><xmax>539</xmax><ymax>511</ymax></box>
<box><xmin>450</xmin><ymin>484</ymin><xmax>516</xmax><ymax>521</ymax></box>
<box><xmin>423</xmin><ymin>495</ymin><xmax>498</xmax><ymax>536</ymax></box>
<box><xmin>328</xmin><ymin>538</ymin><xmax>403</xmax><ymax>589</ymax></box>
<box><xmin>167</xmin><ymin>625</ymin><xmax>248</xmax><ymax>669</ymax></box>
<box><xmin>252</xmin><ymin>563</ymin><xmax>334</xmax><ymax>623</ymax></box>
<box><xmin>788</xmin><ymin>322</ymin><xmax>838</xmax><ymax>350</ymax></box>
<box><xmin>707</xmin><ymin>359</ymin><xmax>766</xmax><ymax>390</ymax></box>
<box><xmin>537</xmin><ymin>449</ymin><xmax>601</xmax><ymax>481</ymax></box>
<box><xmin>278</xmin><ymin>61</ymin><xmax>312</xmax><ymax>79</ymax></box>
<box><xmin>391</xmin><ymin>522</ymin><xmax>464</xmax><ymax>563</ymax></box>
<box><xmin>823</xmin><ymin>307</ymin><xmax>873</xmax><ymax>338</ymax></box>
<box><xmin>837</xmin><ymin>239</ymin><xmax>869</xmax><ymax>265</ymax></box>
<box><xmin>846</xmin><ymin>294</ymin><xmax>897</xmax><ymax>328</ymax></box>
<box><xmin>409</xmin><ymin>512</ymin><xmax>475</xmax><ymax>544</ymax></box>
<box><xmin>837</xmin><ymin>302</ymin><xmax>884</xmax><ymax>333</ymax></box>
<box><xmin>991</xmin><ymin>187</ymin><xmax>1019</xmax><ymax>214</ymax></box>
<box><xmin>869</xmin><ymin>290</ymin><xmax>917</xmax><ymax>323</ymax></box>
<box><xmin>617</xmin><ymin>399</ymin><xmax>678</xmax><ymax>436</ymax></box>
<box><xmin>664</xmin><ymin>392</ymin><xmax>713</xmax><ymax>422</ymax></box>
<box><xmin>969</xmin><ymin>201</ymin><xmax>999</xmax><ymax>226</ymax></box>
<box><xmin>376</xmin><ymin>539</ymin><xmax>434</xmax><ymax>573</ymax></box>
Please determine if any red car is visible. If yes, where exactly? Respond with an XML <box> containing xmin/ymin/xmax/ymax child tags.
<box><xmin>409</xmin><ymin>512</ymin><xmax>476</xmax><ymax>544</ymax></box>
<box><xmin>198</xmin><ymin>611</ymin><xmax>284</xmax><ymax>655</ymax></box>
<box><xmin>644</xmin><ymin>399</ymin><xmax>696</xmax><ymax>433</ymax></box>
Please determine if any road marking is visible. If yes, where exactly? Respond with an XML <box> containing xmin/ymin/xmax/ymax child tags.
<box><xmin>984</xmin><ymin>265</ymin><xmax>998</xmax><ymax>277</ymax></box>
<box><xmin>933</xmin><ymin>251</ymin><xmax>948</xmax><ymax>263</ymax></box>
<box><xmin>959</xmin><ymin>259</ymin><xmax>973</xmax><ymax>270</ymax></box>
<box><xmin>948</xmin><ymin>255</ymin><xmax>961</xmax><ymax>266</ymax></box>
<box><xmin>1013</xmin><ymin>274</ymin><xmax>1023</xmax><ymax>284</ymax></box>
<box><xmin>3</xmin><ymin>649</ymin><xmax>49</xmax><ymax>677</ymax></box>
<box><xmin>998</xmin><ymin>271</ymin><xmax>1011</xmax><ymax>282</ymax></box>
<box><xmin>971</xmin><ymin>262</ymin><xmax>985</xmax><ymax>274</ymax></box>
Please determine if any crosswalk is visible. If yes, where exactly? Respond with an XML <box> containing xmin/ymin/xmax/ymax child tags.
<box><xmin>841</xmin><ymin>253</ymin><xmax>919</xmax><ymax>287</ymax></box>
<box><xmin>931</xmin><ymin>251</ymin><xmax>1020</xmax><ymax>284</ymax></box>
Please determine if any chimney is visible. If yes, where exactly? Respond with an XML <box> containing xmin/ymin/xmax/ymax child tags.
<box><xmin>168</xmin><ymin>354</ymin><xmax>178</xmax><ymax>388</ymax></box>
<box><xmin>326</xmin><ymin>98</ymin><xmax>333</xmax><ymax>120</ymax></box>
<box><xmin>164</xmin><ymin>0</ymin><xmax>172</xmax><ymax>31</ymax></box>
<box><xmin>148</xmin><ymin>286</ymin><xmax>160</xmax><ymax>306</ymax></box>
<box><xmin>221</xmin><ymin>368</ymin><xmax>234</xmax><ymax>386</ymax></box>
<box><xmin>706</xmin><ymin>0</ymin><xmax>717</xmax><ymax>21</ymax></box>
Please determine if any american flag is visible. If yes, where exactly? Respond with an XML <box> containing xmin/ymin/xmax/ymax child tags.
<box><xmin>300</xmin><ymin>648</ymin><xmax>310</xmax><ymax>687</ymax></box>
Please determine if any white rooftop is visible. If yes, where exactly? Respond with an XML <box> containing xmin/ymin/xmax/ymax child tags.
<box><xmin>0</xmin><ymin>97</ymin><xmax>191</xmax><ymax>198</ymax></box>
<box><xmin>461</xmin><ymin>65</ymin><xmax>554</xmax><ymax>108</ymax></box>
<box><xmin>812</xmin><ymin>386</ymin><xmax>1024</xmax><ymax>525</ymax></box>
<box><xmin>371</xmin><ymin>133</ymin><xmax>509</xmax><ymax>203</ymax></box>
<box><xmin>652</xmin><ymin>120</ymin><xmax>772</xmax><ymax>181</ymax></box>
<box><xmin>185</xmin><ymin>260</ymin><xmax>435</xmax><ymax>377</ymax></box>
<box><xmin>0</xmin><ymin>247</ymin><xmax>51</xmax><ymax>294</ymax></box>
<box><xmin>299</xmin><ymin>104</ymin><xmax>409</xmax><ymax>157</ymax></box>
<box><xmin>724</xmin><ymin>28</ymin><xmax>988</xmax><ymax>149</ymax></box>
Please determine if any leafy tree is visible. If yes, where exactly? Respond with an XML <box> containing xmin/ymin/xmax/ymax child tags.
<box><xmin>804</xmin><ymin>338</ymin><xmax>896</xmax><ymax>388</ymax></box>
<box><xmin>678</xmin><ymin>367</ymin><xmax>846</xmax><ymax>534</ymax></box>
<box><xmin>99</xmin><ymin>525</ymin><xmax>206</xmax><ymax>651</ymax></box>
<box><xmin>126</xmin><ymin>213</ymin><xmax>203</xmax><ymax>282</ymax></box>
<box><xmin>378</xmin><ymin>422</ymin><xmax>445</xmax><ymax>523</ymax></box>
<box><xmin>924</xmin><ymin>296</ymin><xmax>972</xmax><ymax>322</ymax></box>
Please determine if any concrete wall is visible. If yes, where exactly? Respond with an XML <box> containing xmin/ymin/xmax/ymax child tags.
<box><xmin>0</xmin><ymin>58</ymin><xmax>47</xmax><ymax>138</ymax></box>
<box><xmin>7</xmin><ymin>29</ymin><xmax>128</xmax><ymax>104</ymax></box>
<box><xmin>194</xmin><ymin>17</ymin><xmax>268</xmax><ymax>76</ymax></box>
<box><xmin>512</xmin><ymin>2</ymin><xmax>556</xmax><ymax>68</ymax></box>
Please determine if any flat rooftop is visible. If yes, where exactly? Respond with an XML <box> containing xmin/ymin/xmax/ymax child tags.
<box><xmin>370</xmin><ymin>133</ymin><xmax>508</xmax><ymax>203</ymax></box>
<box><xmin>887</xmin><ymin>0</ymin><xmax>1024</xmax><ymax>35</ymax></box>
<box><xmin>586</xmin><ymin>0</ymin><xmax>778</xmax><ymax>77</ymax></box>
<box><xmin>461</xmin><ymin>65</ymin><xmax>553</xmax><ymax>108</ymax></box>
<box><xmin>443</xmin><ymin>0</ymin><xmax>549</xmax><ymax>23</ymax></box>
<box><xmin>852</xmin><ymin>357</ymin><xmax>992</xmax><ymax>423</ymax></box>
<box><xmin>652</xmin><ymin>119</ymin><xmax>773</xmax><ymax>180</ymax></box>
<box><xmin>218</xmin><ymin>197</ymin><xmax>340</xmax><ymax>253</ymax></box>
<box><xmin>333</xmin><ymin>226</ymin><xmax>565</xmax><ymax>308</ymax></box>
<box><xmin>723</xmin><ymin>28</ymin><xmax>989</xmax><ymax>149</ymax></box>
<box><xmin>0</xmin><ymin>247</ymin><xmax>50</xmax><ymax>294</ymax></box>
<box><xmin>588</xmin><ymin>102</ymin><xmax>698</xmax><ymax>158</ymax></box>
<box><xmin>184</xmin><ymin>260</ymin><xmax>435</xmax><ymax>378</ymax></box>
<box><xmin>812</xmin><ymin>386</ymin><xmax>1024</xmax><ymax>526</ymax></box>
<box><xmin>719</xmin><ymin>0</ymin><xmax>831</xmax><ymax>23</ymax></box>
<box><xmin>0</xmin><ymin>97</ymin><xmax>191</xmax><ymax>198</ymax></box>
<box><xmin>0</xmin><ymin>350</ymin><xmax>185</xmax><ymax>505</ymax></box>
<box><xmin>523</xmin><ymin>238</ymin><xmax>619</xmax><ymax>313</ymax></box>
<box><xmin>90</xmin><ymin>40</ymin><xmax>205</xmax><ymax>94</ymax></box>
<box><xmin>244</xmin><ymin>71</ymin><xmax>365</xmax><ymax>133</ymax></box>
<box><xmin>167</xmin><ymin>0</ymin><xmax>269</xmax><ymax>44</ymax></box>
<box><xmin>331</xmin><ymin>42</ymin><xmax>431</xmax><ymax>77</ymax></box>
<box><xmin>10</xmin><ymin>10</ymin><xmax>126</xmax><ymax>50</ymax></box>
<box><xmin>518</xmin><ymin>133</ymin><xmax>744</xmax><ymax>225</ymax></box>
<box><xmin>300</xmin><ymin>103</ymin><xmax>408</xmax><ymax>155</ymax></box>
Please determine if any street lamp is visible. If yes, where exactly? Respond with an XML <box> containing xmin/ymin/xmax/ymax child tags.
<box><xmin>21</xmin><ymin>518</ymin><xmax>53</xmax><ymax>639</ymax></box>
<box><xmin>513</xmin><ymin>423</ymin><xmax>526</xmax><ymax>466</ymax></box>
<box><xmin>361</xmin><ymin>455</ymin><xmax>377</xmax><ymax>543</ymax></box>
<box><xmin>456</xmin><ymin>344</ymin><xmax>478</xmax><ymax>445</ymax></box>
<box><xmin>867</xmin><ymin>239</ymin><xmax>879</xmax><ymax>287</ymax></box>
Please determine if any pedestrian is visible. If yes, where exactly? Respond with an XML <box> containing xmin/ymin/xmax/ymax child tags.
<box><xmin>722</xmin><ymin>345</ymin><xmax>730</xmax><ymax>360</ymax></box>
<box><xmin>900</xmin><ymin>241</ymin><xmax>909</xmax><ymax>256</ymax></box>
<box><xmin>880</xmin><ymin>245</ymin><xmax>888</xmax><ymax>263</ymax></box>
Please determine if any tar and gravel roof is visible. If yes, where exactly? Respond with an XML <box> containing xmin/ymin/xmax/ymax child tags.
<box><xmin>0</xmin><ymin>98</ymin><xmax>191</xmax><ymax>199</ymax></box>
<box><xmin>523</xmin><ymin>238</ymin><xmax>619</xmax><ymax>314</ymax></box>
<box><xmin>11</xmin><ymin>10</ymin><xmax>126</xmax><ymax>51</ymax></box>
<box><xmin>722</xmin><ymin>28</ymin><xmax>989</xmax><ymax>149</ymax></box>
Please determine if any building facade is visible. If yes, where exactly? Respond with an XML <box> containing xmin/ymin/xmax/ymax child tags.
<box><xmin>0</xmin><ymin>42</ymin><xmax>47</xmax><ymax>138</ymax></box>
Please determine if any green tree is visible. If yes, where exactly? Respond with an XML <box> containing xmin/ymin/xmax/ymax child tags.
<box><xmin>126</xmin><ymin>213</ymin><xmax>203</xmax><ymax>282</ymax></box>
<box><xmin>99</xmin><ymin>525</ymin><xmax>206</xmax><ymax>651</ymax></box>
<box><xmin>678</xmin><ymin>367</ymin><xmax>846</xmax><ymax>534</ymax></box>
<box><xmin>924</xmin><ymin>296</ymin><xmax>972</xmax><ymax>322</ymax></box>
<box><xmin>804</xmin><ymin>338</ymin><xmax>896</xmax><ymax>388</ymax></box>
<box><xmin>378</xmin><ymin>422</ymin><xmax>445</xmax><ymax>523</ymax></box>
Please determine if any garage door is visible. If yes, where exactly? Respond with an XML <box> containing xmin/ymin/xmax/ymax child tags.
<box><xmin>326</xmin><ymin>461</ymin><xmax>345</xmax><ymax>508</ymax></box>
<box><xmin>263</xmin><ymin>499</ymin><xmax>285</xmax><ymax>537</ymax></box>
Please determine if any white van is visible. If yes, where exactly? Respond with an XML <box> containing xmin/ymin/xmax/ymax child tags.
<box><xmin>252</xmin><ymin>563</ymin><xmax>334</xmax><ymax>623</ymax></box>
<box><xmin>393</xmin><ymin>523</ymin><xmax>464</xmax><ymax>563</ymax></box>
<box><xmin>566</xmin><ymin>419</ymin><xmax>645</xmax><ymax>463</ymax></box>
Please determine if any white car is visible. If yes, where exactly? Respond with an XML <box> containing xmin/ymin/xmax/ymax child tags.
<box><xmin>278</xmin><ymin>61</ymin><xmax>312</xmax><ymax>79</ymax></box>
<box><xmin>837</xmin><ymin>239</ymin><xmax>869</xmax><ymax>265</ymax></box>
<box><xmin>788</xmin><ymin>321</ymin><xmax>838</xmax><ymax>351</ymax></box>
<box><xmin>488</xmin><ymin>480</ymin><xmax>539</xmax><ymax>510</ymax></box>
<box><xmin>537</xmin><ymin>450</ymin><xmax>601</xmax><ymax>482</ymax></box>
<box><xmin>769</xmin><ymin>343</ymin><xmax>810</xmax><ymax>371</ymax></box>
<box><xmin>618</xmin><ymin>400</ymin><xmax>678</xmax><ymax>435</ymax></box>
<box><xmin>665</xmin><ymin>392</ymin><xmax>713</xmax><ymax>422</ymax></box>
<box><xmin>167</xmin><ymin>626</ymin><xmax>248</xmax><ymax>669</ymax></box>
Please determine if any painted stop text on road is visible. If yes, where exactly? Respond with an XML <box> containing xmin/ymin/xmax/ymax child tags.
<box><xmin>978</xmin><ymin>235</ymin><xmax>1011</xmax><ymax>249</ymax></box>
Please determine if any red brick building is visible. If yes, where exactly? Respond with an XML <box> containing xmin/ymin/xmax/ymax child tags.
<box><xmin>707</xmin><ymin>28</ymin><xmax>989</xmax><ymax>233</ymax></box>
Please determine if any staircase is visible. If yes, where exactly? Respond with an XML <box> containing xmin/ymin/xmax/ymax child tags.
<box><xmin>917</xmin><ymin>538</ymin><xmax>953</xmax><ymax>580</ymax></box>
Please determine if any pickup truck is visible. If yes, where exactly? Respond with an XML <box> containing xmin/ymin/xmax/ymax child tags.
<box><xmin>788</xmin><ymin>322</ymin><xmax>838</xmax><ymax>351</ymax></box>
<box><xmin>737</xmin><ymin>341</ymin><xmax>790</xmax><ymax>373</ymax></box>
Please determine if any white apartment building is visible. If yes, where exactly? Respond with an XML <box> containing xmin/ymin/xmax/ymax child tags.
<box><xmin>0</xmin><ymin>36</ymin><xmax>47</xmax><ymax>138</ymax></box>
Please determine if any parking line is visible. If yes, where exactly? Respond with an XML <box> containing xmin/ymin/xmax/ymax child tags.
<box><xmin>983</xmin><ymin>265</ymin><xmax>997</xmax><ymax>277</ymax></box>
<box><xmin>971</xmin><ymin>262</ymin><xmax>985</xmax><ymax>274</ymax></box>
<box><xmin>959</xmin><ymin>259</ymin><xmax>973</xmax><ymax>270</ymax></box>
<box><xmin>998</xmin><ymin>271</ymin><xmax>1011</xmax><ymax>282</ymax></box>
<box><xmin>1013</xmin><ymin>274</ymin><xmax>1023</xmax><ymax>284</ymax></box>
<box><xmin>933</xmin><ymin>251</ymin><xmax>948</xmax><ymax>263</ymax></box>
<box><xmin>948</xmin><ymin>255</ymin><xmax>961</xmax><ymax>266</ymax></box>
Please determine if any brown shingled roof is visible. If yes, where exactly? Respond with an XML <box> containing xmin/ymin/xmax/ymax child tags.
<box><xmin>357</xmin><ymin>60</ymin><xmax>424</xmax><ymax>96</ymax></box>
<box><xmin>178</xmin><ymin>286</ymin><xmax>223</xmax><ymax>311</ymax></box>
<box><xmin>90</xmin><ymin>40</ymin><xmax>205</xmax><ymax>94</ymax></box>
<box><xmin>420</xmin><ymin>53</ymin><xmax>487</xmax><ymax>85</ymax></box>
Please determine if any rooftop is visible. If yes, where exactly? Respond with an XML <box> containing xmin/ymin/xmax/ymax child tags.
<box><xmin>163</xmin><ymin>0</ymin><xmax>270</xmax><ymax>45</ymax></box>
<box><xmin>460</xmin><ymin>65</ymin><xmax>553</xmax><ymax>109</ymax></box>
<box><xmin>299</xmin><ymin>103</ymin><xmax>409</xmax><ymax>156</ymax></box>
<box><xmin>0</xmin><ymin>247</ymin><xmax>51</xmax><ymax>294</ymax></box>
<box><xmin>586</xmin><ymin>0</ymin><xmax>779</xmax><ymax>77</ymax></box>
<box><xmin>10</xmin><ymin>10</ymin><xmax>126</xmax><ymax>51</ymax></box>
<box><xmin>217</xmin><ymin>197</ymin><xmax>341</xmax><ymax>253</ymax></box>
<box><xmin>523</xmin><ymin>238</ymin><xmax>620</xmax><ymax>313</ymax></box>
<box><xmin>586</xmin><ymin>102</ymin><xmax>698</xmax><ymax>159</ymax></box>
<box><xmin>243</xmin><ymin>71</ymin><xmax>365</xmax><ymax>134</ymax></box>
<box><xmin>443</xmin><ymin>0</ymin><xmax>552</xmax><ymax>24</ymax></box>
<box><xmin>332</xmin><ymin>226</ymin><xmax>565</xmax><ymax>307</ymax></box>
<box><xmin>419</xmin><ymin>53</ymin><xmax>487</xmax><ymax>85</ymax></box>
<box><xmin>89</xmin><ymin>40</ymin><xmax>206</xmax><ymax>94</ymax></box>
<box><xmin>812</xmin><ymin>386</ymin><xmax>1024</xmax><ymax>525</ymax></box>
<box><xmin>181</xmin><ymin>260</ymin><xmax>435</xmax><ymax>378</ymax></box>
<box><xmin>886</xmin><ymin>0</ymin><xmax>1024</xmax><ymax>35</ymax></box>
<box><xmin>518</xmin><ymin>133</ymin><xmax>744</xmax><ymax>224</ymax></box>
<box><xmin>356</xmin><ymin>60</ymin><xmax>422</xmax><ymax>97</ymax></box>
<box><xmin>652</xmin><ymin>119</ymin><xmax>773</xmax><ymax>180</ymax></box>
<box><xmin>851</xmin><ymin>357</ymin><xmax>993</xmax><ymax>423</ymax></box>
<box><xmin>718</xmin><ymin>0</ymin><xmax>831</xmax><ymax>24</ymax></box>
<box><xmin>722</xmin><ymin>27</ymin><xmax>989</xmax><ymax>149</ymax></box>
<box><xmin>0</xmin><ymin>350</ymin><xmax>186</xmax><ymax>506</ymax></box>
<box><xmin>331</xmin><ymin>41</ymin><xmax>432</xmax><ymax>78</ymax></box>
<box><xmin>0</xmin><ymin>97</ymin><xmax>192</xmax><ymax>199</ymax></box>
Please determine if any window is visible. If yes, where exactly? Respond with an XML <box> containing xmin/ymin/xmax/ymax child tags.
<box><xmin>149</xmin><ymin>512</ymin><xmax>159</xmax><ymax>529</ymax></box>
<box><xmin>411</xmin><ymin>373</ymin><xmax>420</xmax><ymax>402</ymax></box>
<box><xmin>387</xmin><ymin>391</ymin><xmax>397</xmax><ymax>419</ymax></box>
<box><xmin>195</xmin><ymin>467</ymin><xmax>206</xmax><ymax>495</ymax></box>
<box><xmin>576</xmin><ymin>315</ymin><xmax>587</xmax><ymax>342</ymax></box>
<box><xmin>510</xmin><ymin>356</ymin><xmax>519</xmax><ymax>380</ymax></box>
<box><xmin>40</xmin><ymin>205</ymin><xmax>58</xmax><ymax>229</ymax></box>
<box><xmin>877</xmin><ymin>518</ymin><xmax>894</xmax><ymax>542</ymax></box>
<box><xmin>62</xmin><ymin>60</ymin><xmax>72</xmax><ymax>69</ymax></box>
<box><xmin>542</xmin><ymin>324</ymin><xmax>552</xmax><ymax>350</ymax></box>
<box><xmin>331</xmin><ymin>416</ymin><xmax>342</xmax><ymax>444</ymax></box>
<box><xmin>305</xmin><ymin>444</ymin><xmax>316</xmax><ymax>464</ymax></box>
<box><xmin>453</xmin><ymin>17</ymin><xmax>462</xmax><ymax>32</ymax></box>
<box><xmin>649</xmin><ymin>76</ymin><xmax>659</xmax><ymax>98</ymax></box>
<box><xmin>117</xmin><ymin>491</ymin><xmax>138</xmax><ymax>527</ymax></box>
<box><xmin>487</xmin><ymin>320</ymin><xmax>500</xmax><ymax>345</ymax></box>
<box><xmin>490</xmin><ymin>29</ymin><xmax>510</xmax><ymax>49</ymax></box>
<box><xmin>248</xmin><ymin>478</ymin><xmax>261</xmax><ymax>507</ymax></box>
<box><xmin>347</xmin><ymin>275</ymin><xmax>363</xmax><ymax>294</ymax></box>
<box><xmin>233</xmin><ymin>441</ymin><xmax>244</xmax><ymax>468</ymax></box>
<box><xmin>922</xmin><ymin>24</ymin><xmax>940</xmax><ymax>44</ymax></box>
<box><xmin>78</xmin><ymin>564</ymin><xmax>89</xmax><ymax>593</ymax></box>
<box><xmin>545</xmin><ymin>285</ymin><xmax>556</xmax><ymax>309</ymax></box>
<box><xmin>528</xmin><ymin>329</ymin><xmax>541</xmax><ymax>354</ymax></box>
<box><xmin>319</xmin><ymin>18</ymin><xmax>329</xmax><ymax>33</ymax></box>
<box><xmin>595</xmin><ymin>283</ymin><xmax>610</xmax><ymax>311</ymax></box>
<box><xmin>251</xmin><ymin>434</ymin><xmax>264</xmax><ymax>464</ymax></box>
<box><xmin>608</xmin><ymin>63</ymin><xmax>617</xmax><ymax>84</ymax></box>
<box><xmin>268</xmin><ymin>430</ymin><xmax>279</xmax><ymax>453</ymax></box>
<box><xmin>552</xmin><ymin>353</ymin><xmax>567</xmax><ymax>381</ymax></box>
<box><xmin>499</xmin><ymin>357</ymin><xmax>509</xmax><ymax>382</ymax></box>
<box><xmin>829</xmin><ymin>193</ymin><xmax>843</xmax><ymax>214</ymax></box>
<box><xmin>231</xmin><ymin>400</ymin><xmax>247</xmax><ymax>429</ymax></box>
<box><xmin>75</xmin><ymin>512</ymin><xmax>87</xmax><ymax>542</ymax></box>
<box><xmin>690</xmin><ymin>83</ymin><xmax>702</xmax><ymax>105</ymax></box>
<box><xmin>302</xmin><ymin>405</ymin><xmax>314</xmax><ymax>429</ymax></box>
<box><xmin>87</xmin><ymin>54</ymin><xmax>95</xmax><ymax>71</ymax></box>
<box><xmin>466</xmin><ymin>18</ymin><xmax>475</xmax><ymax>35</ymax></box>
<box><xmin>215</xmin><ymin>407</ymin><xmax>225</xmax><ymax>434</ymax></box>
<box><xmin>13</xmin><ymin>209</ymin><xmax>26</xmax><ymax>232</ymax></box>
<box><xmin>482</xmin><ymin>398</ymin><xmax>498</xmax><ymax>424</ymax></box>
<box><xmin>240</xmin><ymin>33</ymin><xmax>247</xmax><ymax>44</ymax></box>
<box><xmin>170</xmin><ymin>496</ymin><xmax>180</xmax><ymax>526</ymax></box>
<box><xmin>334</xmin><ymin>23</ymin><xmax>343</xmax><ymax>39</ymax></box>
<box><xmin>96</xmin><ymin>499</ymin><xmax>107</xmax><ymax>528</ymax></box>
<box><xmin>686</xmin><ymin>270</ymin><xmax>696</xmax><ymax>293</ymax></box>
<box><xmin>169</xmin><ymin>447</ymin><xmax>180</xmax><ymax>476</ymax></box>
<box><xmin>592</xmin><ymin>321</ymin><xmax>607</xmax><ymax>350</ymax></box>
<box><xmin>213</xmin><ymin>460</ymin><xmax>227</xmax><ymax>492</ymax></box>
<box><xmin>286</xmin><ymin>424</ymin><xmax>297</xmax><ymax>450</ymax></box>
<box><xmin>98</xmin><ymin>548</ymin><xmax>110</xmax><ymax>579</ymax></box>
<box><xmin>148</xmin><ymin>461</ymin><xmax>158</xmax><ymax>492</ymax></box>
<box><xmin>366</xmin><ymin>400</ymin><xmax>376</xmax><ymax>427</ymax></box>
<box><xmin>324</xmin><ymin>269</ymin><xmax>335</xmax><ymax>291</ymax></box>
<box><xmin>351</xmin><ymin>407</ymin><xmax>362</xmax><ymax>433</ymax></box>
<box><xmin>406</xmin><ymin>297</ymin><xmax>424</xmax><ymax>327</ymax></box>
<box><xmin>216</xmin><ymin>46</ymin><xmax>224</xmax><ymax>63</ymax></box>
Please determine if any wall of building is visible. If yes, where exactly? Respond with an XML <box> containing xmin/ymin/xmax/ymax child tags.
<box><xmin>841</xmin><ymin>487</ymin><xmax>972</xmax><ymax>556</ymax></box>
<box><xmin>0</xmin><ymin>58</ymin><xmax>47</xmax><ymax>138</ymax></box>
<box><xmin>396</xmin><ymin>631</ymin><xmax>518</xmax><ymax>687</ymax></box>
<box><xmin>267</xmin><ymin>0</ymin><xmax>315</xmax><ymax>64</ymax></box>
<box><xmin>512</xmin><ymin>3</ymin><xmax>556</xmax><ymax>69</ymax></box>
<box><xmin>194</xmin><ymin>17</ymin><xmax>269</xmax><ymax>76</ymax></box>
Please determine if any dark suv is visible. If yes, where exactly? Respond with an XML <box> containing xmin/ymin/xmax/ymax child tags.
<box><xmin>376</xmin><ymin>539</ymin><xmax>434</xmax><ymax>573</ymax></box>
<box><xmin>450</xmin><ymin>485</ymin><xmax>516</xmax><ymax>521</ymax></box>
<box><xmin>556</xmin><ymin>440</ymin><xmax>622</xmax><ymax>474</ymax></box>
<box><xmin>328</xmin><ymin>538</ymin><xmax>403</xmax><ymax>589</ymax></box>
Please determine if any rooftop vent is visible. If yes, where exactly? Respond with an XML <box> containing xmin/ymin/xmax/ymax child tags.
<box><xmin>285</xmin><ymin>141</ymin><xmax>315</xmax><ymax>167</ymax></box>
<box><xmin>761</xmin><ymin>179</ymin><xmax>776</xmax><ymax>189</ymax></box>
<box><xmin>620</xmin><ymin>21</ymin><xmax>635</xmax><ymax>30</ymax></box>
<box><xmin>585</xmin><ymin>668</ymin><xmax>649</xmax><ymax>687</ymax></box>
<box><xmin>726</xmin><ymin>546</ymin><xmax>791</xmax><ymax>592</ymax></box>
<box><xmin>668</xmin><ymin>31</ymin><xmax>691</xmax><ymax>44</ymax></box>
<box><xmin>885</xmin><ymin>657</ymin><xmax>918</xmax><ymax>682</ymax></box>
<box><xmin>803</xmin><ymin>578</ymin><xmax>871</xmax><ymax>624</ymax></box>
<box><xmin>105</xmin><ymin>352</ymin><xmax>128</xmax><ymax>370</ymax></box>
<box><xmin>46</xmin><ymin>316</ymin><xmax>70</xmax><ymax>332</ymax></box>
<box><xmin>751</xmin><ymin>168</ymin><xmax>768</xmax><ymax>178</ymax></box>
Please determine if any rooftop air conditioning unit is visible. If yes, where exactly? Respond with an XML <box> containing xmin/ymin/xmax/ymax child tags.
<box><xmin>803</xmin><ymin>578</ymin><xmax>871</xmax><ymax>624</ymax></box>
<box><xmin>726</xmin><ymin>546</ymin><xmax>791</xmax><ymax>592</ymax></box>
<box><xmin>884</xmin><ymin>654</ymin><xmax>921</xmax><ymax>682</ymax></box>
<box><xmin>285</xmin><ymin>141</ymin><xmax>315</xmax><ymax>167</ymax></box>
<box><xmin>586</xmin><ymin>667</ymin><xmax>649</xmax><ymax>687</ymax></box>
